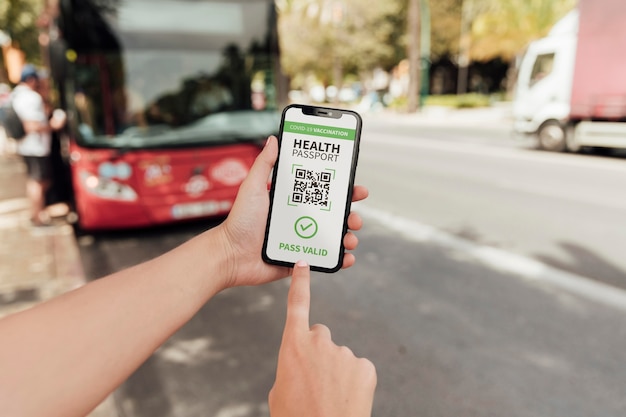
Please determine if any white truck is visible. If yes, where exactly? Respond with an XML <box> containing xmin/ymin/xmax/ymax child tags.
<box><xmin>513</xmin><ymin>0</ymin><xmax>626</xmax><ymax>152</ymax></box>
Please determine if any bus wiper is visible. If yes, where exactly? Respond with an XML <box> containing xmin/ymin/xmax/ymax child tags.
<box><xmin>112</xmin><ymin>146</ymin><xmax>134</xmax><ymax>157</ymax></box>
<box><xmin>121</xmin><ymin>124</ymin><xmax>172</xmax><ymax>138</ymax></box>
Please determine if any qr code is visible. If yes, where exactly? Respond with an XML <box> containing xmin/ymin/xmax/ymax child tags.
<box><xmin>292</xmin><ymin>168</ymin><xmax>331</xmax><ymax>207</ymax></box>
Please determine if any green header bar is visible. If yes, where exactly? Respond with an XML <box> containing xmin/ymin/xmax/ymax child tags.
<box><xmin>284</xmin><ymin>121</ymin><xmax>356</xmax><ymax>140</ymax></box>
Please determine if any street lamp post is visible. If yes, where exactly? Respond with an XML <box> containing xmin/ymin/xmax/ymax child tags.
<box><xmin>406</xmin><ymin>0</ymin><xmax>421</xmax><ymax>112</ymax></box>
<box><xmin>420</xmin><ymin>0</ymin><xmax>430</xmax><ymax>106</ymax></box>
<box><xmin>457</xmin><ymin>0</ymin><xmax>473</xmax><ymax>95</ymax></box>
<box><xmin>407</xmin><ymin>0</ymin><xmax>431</xmax><ymax>112</ymax></box>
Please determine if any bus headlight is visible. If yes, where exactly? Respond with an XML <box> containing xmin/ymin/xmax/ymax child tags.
<box><xmin>79</xmin><ymin>171</ymin><xmax>138</xmax><ymax>202</ymax></box>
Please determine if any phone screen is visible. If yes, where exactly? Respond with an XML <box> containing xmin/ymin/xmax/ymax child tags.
<box><xmin>263</xmin><ymin>104</ymin><xmax>362</xmax><ymax>272</ymax></box>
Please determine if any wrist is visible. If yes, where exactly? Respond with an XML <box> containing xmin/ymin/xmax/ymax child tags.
<box><xmin>158</xmin><ymin>226</ymin><xmax>236</xmax><ymax>302</ymax></box>
<box><xmin>202</xmin><ymin>224</ymin><xmax>239</xmax><ymax>291</ymax></box>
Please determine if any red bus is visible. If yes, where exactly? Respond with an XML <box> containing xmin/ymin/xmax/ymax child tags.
<box><xmin>44</xmin><ymin>0</ymin><xmax>286</xmax><ymax>230</ymax></box>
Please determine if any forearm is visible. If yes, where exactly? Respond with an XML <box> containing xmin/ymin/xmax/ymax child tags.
<box><xmin>22</xmin><ymin>120</ymin><xmax>51</xmax><ymax>135</ymax></box>
<box><xmin>0</xmin><ymin>226</ymin><xmax>231</xmax><ymax>417</ymax></box>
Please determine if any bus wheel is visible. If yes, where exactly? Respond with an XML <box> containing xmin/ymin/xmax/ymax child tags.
<box><xmin>537</xmin><ymin>121</ymin><xmax>566</xmax><ymax>152</ymax></box>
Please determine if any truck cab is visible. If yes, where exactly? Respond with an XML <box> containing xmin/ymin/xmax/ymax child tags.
<box><xmin>513</xmin><ymin>11</ymin><xmax>578</xmax><ymax>151</ymax></box>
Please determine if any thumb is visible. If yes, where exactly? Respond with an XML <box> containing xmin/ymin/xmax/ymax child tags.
<box><xmin>283</xmin><ymin>260</ymin><xmax>311</xmax><ymax>335</ymax></box>
<box><xmin>245</xmin><ymin>135</ymin><xmax>278</xmax><ymax>190</ymax></box>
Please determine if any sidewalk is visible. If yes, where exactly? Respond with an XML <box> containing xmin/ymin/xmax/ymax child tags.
<box><xmin>0</xmin><ymin>154</ymin><xmax>118</xmax><ymax>417</ymax></box>
<box><xmin>363</xmin><ymin>102</ymin><xmax>514</xmax><ymax>129</ymax></box>
<box><xmin>0</xmin><ymin>154</ymin><xmax>84</xmax><ymax>317</ymax></box>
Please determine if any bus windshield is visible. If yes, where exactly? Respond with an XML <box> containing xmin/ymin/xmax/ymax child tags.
<box><xmin>59</xmin><ymin>0</ymin><xmax>280</xmax><ymax>149</ymax></box>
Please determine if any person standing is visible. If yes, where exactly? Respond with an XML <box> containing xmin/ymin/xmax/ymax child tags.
<box><xmin>11</xmin><ymin>64</ymin><xmax>65</xmax><ymax>225</ymax></box>
<box><xmin>0</xmin><ymin>83</ymin><xmax>11</xmax><ymax>154</ymax></box>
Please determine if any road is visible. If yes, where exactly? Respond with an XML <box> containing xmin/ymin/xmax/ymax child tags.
<box><xmin>361</xmin><ymin>113</ymin><xmax>626</xmax><ymax>289</ymax></box>
<box><xmin>78</xmin><ymin>112</ymin><xmax>626</xmax><ymax>417</ymax></box>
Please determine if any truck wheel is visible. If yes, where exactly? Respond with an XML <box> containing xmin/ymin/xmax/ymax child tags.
<box><xmin>537</xmin><ymin>121</ymin><xmax>566</xmax><ymax>152</ymax></box>
<box><xmin>565</xmin><ymin>125</ymin><xmax>581</xmax><ymax>153</ymax></box>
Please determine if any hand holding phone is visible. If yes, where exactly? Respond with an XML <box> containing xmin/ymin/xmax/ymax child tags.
<box><xmin>262</xmin><ymin>105</ymin><xmax>362</xmax><ymax>273</ymax></box>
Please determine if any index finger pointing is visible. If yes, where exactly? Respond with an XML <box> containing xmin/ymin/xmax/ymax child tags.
<box><xmin>284</xmin><ymin>260</ymin><xmax>311</xmax><ymax>333</ymax></box>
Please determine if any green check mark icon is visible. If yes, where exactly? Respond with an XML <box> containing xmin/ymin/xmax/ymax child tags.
<box><xmin>295</xmin><ymin>216</ymin><xmax>318</xmax><ymax>239</ymax></box>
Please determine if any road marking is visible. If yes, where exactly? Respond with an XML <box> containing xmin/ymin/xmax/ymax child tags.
<box><xmin>364</xmin><ymin>132</ymin><xmax>626</xmax><ymax>174</ymax></box>
<box><xmin>358</xmin><ymin>204</ymin><xmax>626</xmax><ymax>313</ymax></box>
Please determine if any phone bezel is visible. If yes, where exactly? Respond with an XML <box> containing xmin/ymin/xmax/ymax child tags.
<box><xmin>261</xmin><ymin>104</ymin><xmax>362</xmax><ymax>273</ymax></box>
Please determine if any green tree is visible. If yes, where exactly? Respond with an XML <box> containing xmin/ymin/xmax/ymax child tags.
<box><xmin>428</xmin><ymin>0</ymin><xmax>462</xmax><ymax>60</ymax></box>
<box><xmin>0</xmin><ymin>0</ymin><xmax>43</xmax><ymax>68</ymax></box>
<box><xmin>470</xmin><ymin>0</ymin><xmax>577</xmax><ymax>61</ymax></box>
<box><xmin>278</xmin><ymin>0</ymin><xmax>403</xmax><ymax>95</ymax></box>
<box><xmin>465</xmin><ymin>0</ymin><xmax>576</xmax><ymax>94</ymax></box>
<box><xmin>278</xmin><ymin>0</ymin><xmax>577</xmax><ymax>101</ymax></box>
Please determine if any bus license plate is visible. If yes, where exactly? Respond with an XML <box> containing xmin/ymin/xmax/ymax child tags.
<box><xmin>172</xmin><ymin>200</ymin><xmax>233</xmax><ymax>219</ymax></box>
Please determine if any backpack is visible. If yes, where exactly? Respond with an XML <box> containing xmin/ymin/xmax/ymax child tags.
<box><xmin>0</xmin><ymin>103</ymin><xmax>26</xmax><ymax>140</ymax></box>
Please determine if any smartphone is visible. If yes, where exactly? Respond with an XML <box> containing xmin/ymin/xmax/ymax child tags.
<box><xmin>262</xmin><ymin>104</ymin><xmax>362</xmax><ymax>273</ymax></box>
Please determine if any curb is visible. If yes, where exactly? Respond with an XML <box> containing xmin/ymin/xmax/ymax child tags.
<box><xmin>363</xmin><ymin>104</ymin><xmax>514</xmax><ymax>130</ymax></box>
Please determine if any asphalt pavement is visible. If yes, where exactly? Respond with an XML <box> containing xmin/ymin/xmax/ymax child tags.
<box><xmin>69</xmin><ymin>102</ymin><xmax>626</xmax><ymax>416</ymax></box>
<box><xmin>0</xmin><ymin>102</ymin><xmax>513</xmax><ymax>318</ymax></box>
<box><xmin>10</xmin><ymin>102</ymin><xmax>622</xmax><ymax>417</ymax></box>
<box><xmin>0</xmin><ymin>104</ymin><xmax>538</xmax><ymax>417</ymax></box>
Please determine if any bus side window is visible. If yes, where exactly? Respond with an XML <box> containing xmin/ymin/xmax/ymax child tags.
<box><xmin>529</xmin><ymin>53</ymin><xmax>555</xmax><ymax>88</ymax></box>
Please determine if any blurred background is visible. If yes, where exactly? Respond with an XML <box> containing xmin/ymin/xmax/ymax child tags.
<box><xmin>2</xmin><ymin>0</ymin><xmax>626</xmax><ymax>416</ymax></box>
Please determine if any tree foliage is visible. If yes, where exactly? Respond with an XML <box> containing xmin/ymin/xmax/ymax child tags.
<box><xmin>428</xmin><ymin>0</ymin><xmax>462</xmax><ymax>60</ymax></box>
<box><xmin>278</xmin><ymin>0</ymin><xmax>404</xmax><ymax>87</ymax></box>
<box><xmin>278</xmin><ymin>0</ymin><xmax>578</xmax><ymax>90</ymax></box>
<box><xmin>0</xmin><ymin>0</ymin><xmax>43</xmax><ymax>63</ymax></box>
<box><xmin>1</xmin><ymin>0</ymin><xmax>579</xmax><ymax>92</ymax></box>
<box><xmin>470</xmin><ymin>0</ymin><xmax>577</xmax><ymax>61</ymax></box>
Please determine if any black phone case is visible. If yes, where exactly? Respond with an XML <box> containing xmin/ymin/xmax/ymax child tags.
<box><xmin>262</xmin><ymin>104</ymin><xmax>362</xmax><ymax>273</ymax></box>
